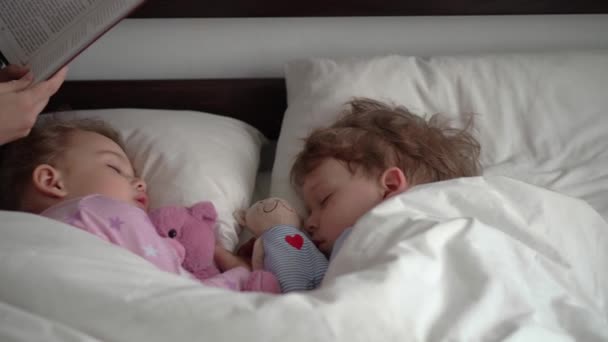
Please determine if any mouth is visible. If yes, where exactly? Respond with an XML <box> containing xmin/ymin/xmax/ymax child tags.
<box><xmin>312</xmin><ymin>238</ymin><xmax>324</xmax><ymax>249</ymax></box>
<box><xmin>135</xmin><ymin>194</ymin><xmax>148</xmax><ymax>210</ymax></box>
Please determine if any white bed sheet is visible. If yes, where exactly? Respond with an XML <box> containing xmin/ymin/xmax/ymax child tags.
<box><xmin>1</xmin><ymin>176</ymin><xmax>606</xmax><ymax>341</ymax></box>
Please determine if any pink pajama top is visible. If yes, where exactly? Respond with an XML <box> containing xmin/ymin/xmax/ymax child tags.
<box><xmin>41</xmin><ymin>195</ymin><xmax>186</xmax><ymax>275</ymax></box>
<box><xmin>40</xmin><ymin>195</ymin><xmax>281</xmax><ymax>293</ymax></box>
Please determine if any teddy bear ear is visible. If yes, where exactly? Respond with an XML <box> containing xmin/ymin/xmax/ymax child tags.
<box><xmin>233</xmin><ymin>209</ymin><xmax>247</xmax><ymax>227</ymax></box>
<box><xmin>190</xmin><ymin>201</ymin><xmax>217</xmax><ymax>222</ymax></box>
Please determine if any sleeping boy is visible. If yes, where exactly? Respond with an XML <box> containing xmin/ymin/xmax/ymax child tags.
<box><xmin>0</xmin><ymin>117</ymin><xmax>278</xmax><ymax>292</ymax></box>
<box><xmin>243</xmin><ymin>97</ymin><xmax>481</xmax><ymax>292</ymax></box>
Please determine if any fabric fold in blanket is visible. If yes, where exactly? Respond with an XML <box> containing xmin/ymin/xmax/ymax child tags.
<box><xmin>1</xmin><ymin>176</ymin><xmax>607</xmax><ymax>341</ymax></box>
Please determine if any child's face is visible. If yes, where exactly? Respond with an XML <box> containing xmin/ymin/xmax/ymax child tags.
<box><xmin>56</xmin><ymin>130</ymin><xmax>148</xmax><ymax>210</ymax></box>
<box><xmin>300</xmin><ymin>158</ymin><xmax>384</xmax><ymax>254</ymax></box>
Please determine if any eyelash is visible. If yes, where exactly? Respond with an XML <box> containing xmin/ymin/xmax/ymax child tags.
<box><xmin>320</xmin><ymin>194</ymin><xmax>331</xmax><ymax>207</ymax></box>
<box><xmin>107</xmin><ymin>164</ymin><xmax>122</xmax><ymax>174</ymax></box>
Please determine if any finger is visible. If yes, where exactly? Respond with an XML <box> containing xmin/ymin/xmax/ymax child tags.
<box><xmin>0</xmin><ymin>71</ymin><xmax>34</xmax><ymax>94</ymax></box>
<box><xmin>21</xmin><ymin>67</ymin><xmax>67</xmax><ymax>102</ymax></box>
<box><xmin>237</xmin><ymin>238</ymin><xmax>256</xmax><ymax>258</ymax></box>
<box><xmin>237</xmin><ymin>238</ymin><xmax>255</xmax><ymax>251</ymax></box>
<box><xmin>0</xmin><ymin>64</ymin><xmax>29</xmax><ymax>82</ymax></box>
<box><xmin>42</xmin><ymin>66</ymin><xmax>68</xmax><ymax>95</ymax></box>
<box><xmin>48</xmin><ymin>66</ymin><xmax>69</xmax><ymax>83</ymax></box>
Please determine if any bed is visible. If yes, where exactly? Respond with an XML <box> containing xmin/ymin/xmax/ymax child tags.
<box><xmin>2</xmin><ymin>1</ymin><xmax>608</xmax><ymax>341</ymax></box>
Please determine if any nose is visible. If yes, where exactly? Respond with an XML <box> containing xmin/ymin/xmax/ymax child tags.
<box><xmin>304</xmin><ymin>214</ymin><xmax>318</xmax><ymax>235</ymax></box>
<box><xmin>133</xmin><ymin>177</ymin><xmax>147</xmax><ymax>192</ymax></box>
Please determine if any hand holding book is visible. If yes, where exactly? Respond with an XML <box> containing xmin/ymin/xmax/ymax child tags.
<box><xmin>0</xmin><ymin>0</ymin><xmax>143</xmax><ymax>144</ymax></box>
<box><xmin>0</xmin><ymin>66</ymin><xmax>67</xmax><ymax>145</ymax></box>
<box><xmin>0</xmin><ymin>0</ymin><xmax>145</xmax><ymax>83</ymax></box>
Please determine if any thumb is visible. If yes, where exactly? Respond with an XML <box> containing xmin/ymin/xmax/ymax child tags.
<box><xmin>0</xmin><ymin>71</ymin><xmax>33</xmax><ymax>94</ymax></box>
<box><xmin>0</xmin><ymin>64</ymin><xmax>30</xmax><ymax>81</ymax></box>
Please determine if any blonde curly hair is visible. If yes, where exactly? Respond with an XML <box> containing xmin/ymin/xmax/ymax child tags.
<box><xmin>291</xmin><ymin>98</ymin><xmax>481</xmax><ymax>188</ymax></box>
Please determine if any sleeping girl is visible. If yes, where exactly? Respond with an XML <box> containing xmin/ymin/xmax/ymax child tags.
<box><xmin>239</xmin><ymin>97</ymin><xmax>482</xmax><ymax>292</ymax></box>
<box><xmin>0</xmin><ymin>117</ymin><xmax>278</xmax><ymax>293</ymax></box>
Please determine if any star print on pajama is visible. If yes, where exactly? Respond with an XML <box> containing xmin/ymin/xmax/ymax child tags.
<box><xmin>109</xmin><ymin>216</ymin><xmax>124</xmax><ymax>231</ymax></box>
<box><xmin>41</xmin><ymin>195</ymin><xmax>186</xmax><ymax>274</ymax></box>
<box><xmin>143</xmin><ymin>245</ymin><xmax>158</xmax><ymax>257</ymax></box>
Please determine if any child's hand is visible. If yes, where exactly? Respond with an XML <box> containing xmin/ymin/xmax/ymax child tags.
<box><xmin>214</xmin><ymin>245</ymin><xmax>252</xmax><ymax>272</ymax></box>
<box><xmin>236</xmin><ymin>237</ymin><xmax>256</xmax><ymax>262</ymax></box>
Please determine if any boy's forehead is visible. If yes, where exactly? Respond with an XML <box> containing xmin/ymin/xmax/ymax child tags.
<box><xmin>300</xmin><ymin>174</ymin><xmax>325</xmax><ymax>203</ymax></box>
<box><xmin>302</xmin><ymin>177</ymin><xmax>323</xmax><ymax>193</ymax></box>
<box><xmin>301</xmin><ymin>161</ymin><xmax>340</xmax><ymax>194</ymax></box>
<box><xmin>308</xmin><ymin>158</ymin><xmax>349</xmax><ymax>178</ymax></box>
<box><xmin>301</xmin><ymin>162</ymin><xmax>329</xmax><ymax>189</ymax></box>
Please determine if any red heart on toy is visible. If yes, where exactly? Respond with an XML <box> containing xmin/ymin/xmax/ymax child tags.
<box><xmin>285</xmin><ymin>234</ymin><xmax>304</xmax><ymax>250</ymax></box>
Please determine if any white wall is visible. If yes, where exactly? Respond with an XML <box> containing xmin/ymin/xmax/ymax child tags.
<box><xmin>67</xmin><ymin>15</ymin><xmax>608</xmax><ymax>80</ymax></box>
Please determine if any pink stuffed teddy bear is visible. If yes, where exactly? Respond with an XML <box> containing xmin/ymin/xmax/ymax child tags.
<box><xmin>149</xmin><ymin>201</ymin><xmax>280</xmax><ymax>293</ymax></box>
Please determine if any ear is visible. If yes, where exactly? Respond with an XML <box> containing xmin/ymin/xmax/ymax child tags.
<box><xmin>233</xmin><ymin>209</ymin><xmax>247</xmax><ymax>227</ymax></box>
<box><xmin>31</xmin><ymin>164</ymin><xmax>67</xmax><ymax>199</ymax></box>
<box><xmin>380</xmin><ymin>167</ymin><xmax>408</xmax><ymax>199</ymax></box>
<box><xmin>190</xmin><ymin>201</ymin><xmax>217</xmax><ymax>222</ymax></box>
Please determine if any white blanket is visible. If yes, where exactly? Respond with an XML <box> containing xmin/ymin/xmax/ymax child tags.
<box><xmin>1</xmin><ymin>176</ymin><xmax>607</xmax><ymax>341</ymax></box>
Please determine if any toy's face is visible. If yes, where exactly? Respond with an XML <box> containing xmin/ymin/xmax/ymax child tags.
<box><xmin>163</xmin><ymin>226</ymin><xmax>180</xmax><ymax>239</ymax></box>
<box><xmin>151</xmin><ymin>201</ymin><xmax>217</xmax><ymax>243</ymax></box>
<box><xmin>254</xmin><ymin>198</ymin><xmax>294</xmax><ymax>214</ymax></box>
<box><xmin>149</xmin><ymin>202</ymin><xmax>218</xmax><ymax>277</ymax></box>
<box><xmin>149</xmin><ymin>207</ymin><xmax>188</xmax><ymax>240</ymax></box>
<box><xmin>245</xmin><ymin>197</ymin><xmax>301</xmax><ymax>235</ymax></box>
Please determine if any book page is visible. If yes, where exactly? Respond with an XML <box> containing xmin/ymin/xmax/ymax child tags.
<box><xmin>0</xmin><ymin>0</ymin><xmax>141</xmax><ymax>82</ymax></box>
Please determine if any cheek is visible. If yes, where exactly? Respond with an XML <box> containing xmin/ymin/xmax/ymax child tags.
<box><xmin>94</xmin><ymin>174</ymin><xmax>119</xmax><ymax>188</ymax></box>
<box><xmin>333</xmin><ymin>189</ymin><xmax>381</xmax><ymax>226</ymax></box>
<box><xmin>321</xmin><ymin>198</ymin><xmax>358</xmax><ymax>232</ymax></box>
<box><xmin>91</xmin><ymin>175</ymin><xmax>130</xmax><ymax>195</ymax></box>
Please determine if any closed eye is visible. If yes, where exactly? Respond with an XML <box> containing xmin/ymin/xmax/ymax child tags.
<box><xmin>320</xmin><ymin>193</ymin><xmax>331</xmax><ymax>207</ymax></box>
<box><xmin>107</xmin><ymin>164</ymin><xmax>122</xmax><ymax>174</ymax></box>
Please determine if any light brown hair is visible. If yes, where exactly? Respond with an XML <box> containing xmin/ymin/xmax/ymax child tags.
<box><xmin>0</xmin><ymin>117</ymin><xmax>125</xmax><ymax>210</ymax></box>
<box><xmin>291</xmin><ymin>98</ymin><xmax>481</xmax><ymax>188</ymax></box>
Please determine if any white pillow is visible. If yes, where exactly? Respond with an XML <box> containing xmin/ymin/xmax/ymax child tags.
<box><xmin>271</xmin><ymin>51</ymin><xmax>608</xmax><ymax>220</ymax></box>
<box><xmin>48</xmin><ymin>108</ymin><xmax>265</xmax><ymax>251</ymax></box>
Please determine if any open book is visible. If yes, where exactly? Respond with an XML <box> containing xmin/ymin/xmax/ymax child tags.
<box><xmin>0</xmin><ymin>0</ymin><xmax>145</xmax><ymax>83</ymax></box>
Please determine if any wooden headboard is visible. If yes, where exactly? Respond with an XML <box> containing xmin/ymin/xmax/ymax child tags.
<box><xmin>132</xmin><ymin>0</ymin><xmax>608</xmax><ymax>17</ymax></box>
<box><xmin>47</xmin><ymin>79</ymin><xmax>286</xmax><ymax>140</ymax></box>
<box><xmin>45</xmin><ymin>0</ymin><xmax>608</xmax><ymax>140</ymax></box>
